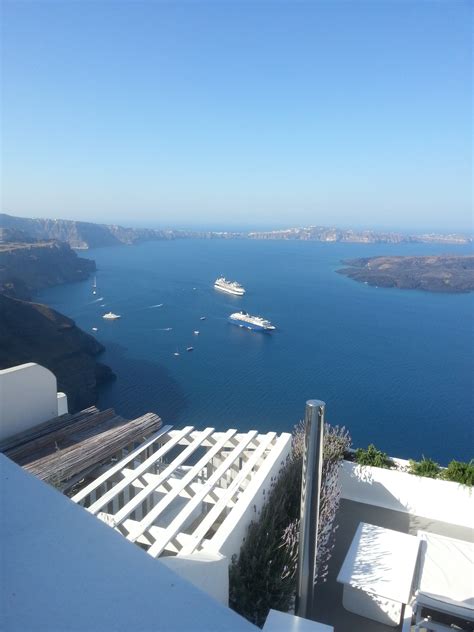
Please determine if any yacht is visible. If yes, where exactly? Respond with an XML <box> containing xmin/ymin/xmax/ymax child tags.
<box><xmin>103</xmin><ymin>312</ymin><xmax>121</xmax><ymax>320</ymax></box>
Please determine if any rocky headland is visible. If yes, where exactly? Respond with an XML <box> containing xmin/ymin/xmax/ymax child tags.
<box><xmin>0</xmin><ymin>239</ymin><xmax>96</xmax><ymax>299</ymax></box>
<box><xmin>0</xmin><ymin>294</ymin><xmax>114</xmax><ymax>411</ymax></box>
<box><xmin>337</xmin><ymin>255</ymin><xmax>474</xmax><ymax>293</ymax></box>
<box><xmin>0</xmin><ymin>237</ymin><xmax>115</xmax><ymax>410</ymax></box>
<box><xmin>0</xmin><ymin>213</ymin><xmax>176</xmax><ymax>249</ymax></box>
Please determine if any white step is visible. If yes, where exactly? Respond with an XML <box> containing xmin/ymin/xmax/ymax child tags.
<box><xmin>263</xmin><ymin>609</ymin><xmax>333</xmax><ymax>632</ymax></box>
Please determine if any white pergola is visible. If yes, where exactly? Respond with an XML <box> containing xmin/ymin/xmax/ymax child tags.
<box><xmin>72</xmin><ymin>425</ymin><xmax>291</xmax><ymax>560</ymax></box>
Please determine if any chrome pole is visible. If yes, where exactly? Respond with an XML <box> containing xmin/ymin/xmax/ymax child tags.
<box><xmin>295</xmin><ymin>399</ymin><xmax>325</xmax><ymax>619</ymax></box>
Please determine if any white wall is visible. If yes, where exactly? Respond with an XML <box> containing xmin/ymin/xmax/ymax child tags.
<box><xmin>340</xmin><ymin>460</ymin><xmax>473</xmax><ymax>529</ymax></box>
<box><xmin>0</xmin><ymin>363</ymin><xmax>63</xmax><ymax>442</ymax></box>
<box><xmin>208</xmin><ymin>433</ymin><xmax>292</xmax><ymax>559</ymax></box>
<box><xmin>1</xmin><ymin>454</ymin><xmax>258</xmax><ymax>632</ymax></box>
<box><xmin>159</xmin><ymin>552</ymin><xmax>229</xmax><ymax>605</ymax></box>
<box><xmin>57</xmin><ymin>392</ymin><xmax>68</xmax><ymax>416</ymax></box>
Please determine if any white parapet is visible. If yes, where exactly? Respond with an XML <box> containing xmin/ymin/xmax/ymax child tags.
<box><xmin>0</xmin><ymin>363</ymin><xmax>65</xmax><ymax>442</ymax></box>
<box><xmin>263</xmin><ymin>609</ymin><xmax>333</xmax><ymax>631</ymax></box>
<box><xmin>340</xmin><ymin>460</ymin><xmax>474</xmax><ymax>529</ymax></box>
<box><xmin>1</xmin><ymin>454</ymin><xmax>258</xmax><ymax>632</ymax></box>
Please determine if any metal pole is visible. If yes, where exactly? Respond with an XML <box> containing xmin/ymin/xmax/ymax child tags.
<box><xmin>295</xmin><ymin>399</ymin><xmax>325</xmax><ymax>619</ymax></box>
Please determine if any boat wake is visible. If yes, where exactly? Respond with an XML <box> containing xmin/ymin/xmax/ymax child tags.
<box><xmin>148</xmin><ymin>303</ymin><xmax>164</xmax><ymax>308</ymax></box>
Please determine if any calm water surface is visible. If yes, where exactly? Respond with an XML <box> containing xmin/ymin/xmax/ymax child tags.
<box><xmin>37</xmin><ymin>240</ymin><xmax>474</xmax><ymax>463</ymax></box>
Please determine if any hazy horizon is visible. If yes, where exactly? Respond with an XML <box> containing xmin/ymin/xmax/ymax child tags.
<box><xmin>1</xmin><ymin>1</ymin><xmax>472</xmax><ymax>233</ymax></box>
<box><xmin>3</xmin><ymin>209</ymin><xmax>472</xmax><ymax>237</ymax></box>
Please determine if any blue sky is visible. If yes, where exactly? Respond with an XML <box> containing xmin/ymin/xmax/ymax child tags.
<box><xmin>1</xmin><ymin>1</ymin><xmax>472</xmax><ymax>232</ymax></box>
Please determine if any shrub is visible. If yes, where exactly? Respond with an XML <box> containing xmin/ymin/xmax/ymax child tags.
<box><xmin>442</xmin><ymin>459</ymin><xmax>474</xmax><ymax>486</ymax></box>
<box><xmin>355</xmin><ymin>443</ymin><xmax>393</xmax><ymax>469</ymax></box>
<box><xmin>229</xmin><ymin>422</ymin><xmax>351</xmax><ymax>627</ymax></box>
<box><xmin>409</xmin><ymin>457</ymin><xmax>440</xmax><ymax>479</ymax></box>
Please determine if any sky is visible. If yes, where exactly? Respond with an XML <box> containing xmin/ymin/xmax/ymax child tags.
<box><xmin>1</xmin><ymin>1</ymin><xmax>472</xmax><ymax>232</ymax></box>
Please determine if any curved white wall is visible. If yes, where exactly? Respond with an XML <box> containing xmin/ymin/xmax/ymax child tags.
<box><xmin>0</xmin><ymin>363</ymin><xmax>61</xmax><ymax>441</ymax></box>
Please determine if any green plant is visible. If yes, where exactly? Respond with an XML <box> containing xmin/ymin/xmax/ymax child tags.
<box><xmin>442</xmin><ymin>459</ymin><xmax>474</xmax><ymax>486</ymax></box>
<box><xmin>355</xmin><ymin>444</ymin><xmax>393</xmax><ymax>469</ymax></box>
<box><xmin>229</xmin><ymin>422</ymin><xmax>351</xmax><ymax>627</ymax></box>
<box><xmin>408</xmin><ymin>457</ymin><xmax>440</xmax><ymax>479</ymax></box>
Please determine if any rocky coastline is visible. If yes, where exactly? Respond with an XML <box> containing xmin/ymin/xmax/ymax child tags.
<box><xmin>0</xmin><ymin>238</ymin><xmax>115</xmax><ymax>411</ymax></box>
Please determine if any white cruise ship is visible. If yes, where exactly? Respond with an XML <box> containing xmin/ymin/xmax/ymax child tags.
<box><xmin>228</xmin><ymin>311</ymin><xmax>275</xmax><ymax>331</ymax></box>
<box><xmin>214</xmin><ymin>277</ymin><xmax>245</xmax><ymax>296</ymax></box>
<box><xmin>102</xmin><ymin>312</ymin><xmax>121</xmax><ymax>320</ymax></box>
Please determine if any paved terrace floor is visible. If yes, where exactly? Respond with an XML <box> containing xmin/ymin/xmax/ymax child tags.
<box><xmin>311</xmin><ymin>499</ymin><xmax>474</xmax><ymax>632</ymax></box>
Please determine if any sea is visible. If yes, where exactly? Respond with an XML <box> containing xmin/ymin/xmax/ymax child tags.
<box><xmin>36</xmin><ymin>239</ymin><xmax>474</xmax><ymax>464</ymax></box>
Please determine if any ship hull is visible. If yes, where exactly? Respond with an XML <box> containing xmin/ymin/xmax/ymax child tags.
<box><xmin>214</xmin><ymin>284</ymin><xmax>245</xmax><ymax>296</ymax></box>
<box><xmin>228</xmin><ymin>317</ymin><xmax>274</xmax><ymax>331</ymax></box>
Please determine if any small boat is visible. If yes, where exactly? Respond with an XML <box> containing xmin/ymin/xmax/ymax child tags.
<box><xmin>103</xmin><ymin>312</ymin><xmax>121</xmax><ymax>320</ymax></box>
<box><xmin>92</xmin><ymin>275</ymin><xmax>97</xmax><ymax>295</ymax></box>
<box><xmin>200</xmin><ymin>316</ymin><xmax>206</xmax><ymax>321</ymax></box>
<box><xmin>186</xmin><ymin>346</ymin><xmax>194</xmax><ymax>352</ymax></box>
<box><xmin>193</xmin><ymin>330</ymin><xmax>200</xmax><ymax>335</ymax></box>
<box><xmin>174</xmin><ymin>350</ymin><xmax>180</xmax><ymax>356</ymax></box>
<box><xmin>92</xmin><ymin>327</ymin><xmax>98</xmax><ymax>332</ymax></box>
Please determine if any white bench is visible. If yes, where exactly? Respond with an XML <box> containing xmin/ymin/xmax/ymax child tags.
<box><xmin>337</xmin><ymin>522</ymin><xmax>420</xmax><ymax>626</ymax></box>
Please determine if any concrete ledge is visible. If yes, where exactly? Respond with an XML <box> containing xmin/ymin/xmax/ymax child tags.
<box><xmin>340</xmin><ymin>461</ymin><xmax>473</xmax><ymax>529</ymax></box>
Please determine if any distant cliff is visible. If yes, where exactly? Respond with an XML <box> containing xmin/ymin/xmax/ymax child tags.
<box><xmin>0</xmin><ymin>213</ymin><xmax>176</xmax><ymax>249</ymax></box>
<box><xmin>337</xmin><ymin>255</ymin><xmax>474</xmax><ymax>293</ymax></box>
<box><xmin>0</xmin><ymin>240</ymin><xmax>96</xmax><ymax>299</ymax></box>
<box><xmin>247</xmin><ymin>226</ymin><xmax>472</xmax><ymax>245</ymax></box>
<box><xmin>1</xmin><ymin>213</ymin><xmax>471</xmax><ymax>248</ymax></box>
<box><xmin>0</xmin><ymin>294</ymin><xmax>114</xmax><ymax>411</ymax></box>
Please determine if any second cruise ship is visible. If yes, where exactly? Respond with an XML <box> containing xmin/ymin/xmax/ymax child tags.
<box><xmin>228</xmin><ymin>311</ymin><xmax>276</xmax><ymax>331</ymax></box>
<box><xmin>214</xmin><ymin>277</ymin><xmax>246</xmax><ymax>296</ymax></box>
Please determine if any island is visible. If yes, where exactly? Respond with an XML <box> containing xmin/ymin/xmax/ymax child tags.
<box><xmin>1</xmin><ymin>213</ymin><xmax>471</xmax><ymax>249</ymax></box>
<box><xmin>337</xmin><ymin>255</ymin><xmax>474</xmax><ymax>293</ymax></box>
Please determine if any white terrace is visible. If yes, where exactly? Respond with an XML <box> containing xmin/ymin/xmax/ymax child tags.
<box><xmin>2</xmin><ymin>363</ymin><xmax>473</xmax><ymax>632</ymax></box>
<box><xmin>72</xmin><ymin>425</ymin><xmax>291</xmax><ymax>561</ymax></box>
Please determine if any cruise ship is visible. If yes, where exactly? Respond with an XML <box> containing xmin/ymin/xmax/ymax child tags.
<box><xmin>228</xmin><ymin>311</ymin><xmax>275</xmax><ymax>331</ymax></box>
<box><xmin>214</xmin><ymin>277</ymin><xmax>245</xmax><ymax>296</ymax></box>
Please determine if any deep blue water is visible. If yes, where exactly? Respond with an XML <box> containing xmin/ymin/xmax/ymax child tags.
<box><xmin>37</xmin><ymin>240</ymin><xmax>474</xmax><ymax>464</ymax></box>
